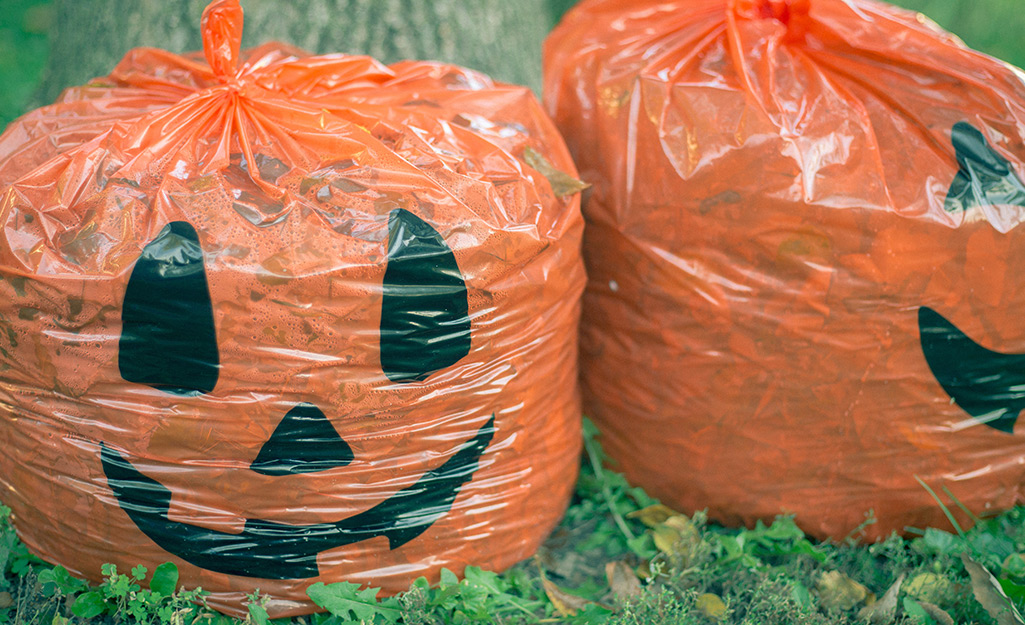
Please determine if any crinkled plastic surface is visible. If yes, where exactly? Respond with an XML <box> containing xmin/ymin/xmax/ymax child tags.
<box><xmin>545</xmin><ymin>0</ymin><xmax>1025</xmax><ymax>540</ymax></box>
<box><xmin>0</xmin><ymin>0</ymin><xmax>584</xmax><ymax>616</ymax></box>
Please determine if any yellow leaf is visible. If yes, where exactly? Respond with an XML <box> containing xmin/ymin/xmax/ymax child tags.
<box><xmin>815</xmin><ymin>571</ymin><xmax>872</xmax><ymax>611</ymax></box>
<box><xmin>696</xmin><ymin>593</ymin><xmax>727</xmax><ymax>621</ymax></box>
<box><xmin>523</xmin><ymin>147</ymin><xmax>589</xmax><ymax>197</ymax></box>
<box><xmin>652</xmin><ymin>515</ymin><xmax>700</xmax><ymax>558</ymax></box>
<box><xmin>905</xmin><ymin>572</ymin><xmax>957</xmax><ymax>606</ymax></box>
<box><xmin>652</xmin><ymin>524</ymin><xmax>684</xmax><ymax>555</ymax></box>
<box><xmin>663</xmin><ymin>515</ymin><xmax>700</xmax><ymax>540</ymax></box>
<box><xmin>627</xmin><ymin>504</ymin><xmax>681</xmax><ymax>528</ymax></box>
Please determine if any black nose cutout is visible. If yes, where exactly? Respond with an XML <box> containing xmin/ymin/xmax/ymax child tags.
<box><xmin>918</xmin><ymin>306</ymin><xmax>1025</xmax><ymax>434</ymax></box>
<box><xmin>119</xmin><ymin>221</ymin><xmax>220</xmax><ymax>395</ymax></box>
<box><xmin>250</xmin><ymin>403</ymin><xmax>354</xmax><ymax>475</ymax></box>
<box><xmin>380</xmin><ymin>208</ymin><xmax>471</xmax><ymax>383</ymax></box>
<box><xmin>944</xmin><ymin>121</ymin><xmax>1025</xmax><ymax>213</ymax></box>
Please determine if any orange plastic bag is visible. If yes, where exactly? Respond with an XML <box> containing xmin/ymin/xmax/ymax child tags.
<box><xmin>545</xmin><ymin>0</ymin><xmax>1025</xmax><ymax>539</ymax></box>
<box><xmin>0</xmin><ymin>0</ymin><xmax>584</xmax><ymax>616</ymax></box>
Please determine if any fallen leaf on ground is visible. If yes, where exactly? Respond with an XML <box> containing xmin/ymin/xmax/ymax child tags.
<box><xmin>605</xmin><ymin>561</ymin><xmax>642</xmax><ymax>599</ymax></box>
<box><xmin>523</xmin><ymin>147</ymin><xmax>590</xmax><ymax>197</ymax></box>
<box><xmin>962</xmin><ymin>552</ymin><xmax>1025</xmax><ymax>625</ymax></box>
<box><xmin>858</xmin><ymin>573</ymin><xmax>905</xmax><ymax>624</ymax></box>
<box><xmin>815</xmin><ymin>570</ymin><xmax>873</xmax><ymax>611</ymax></box>
<box><xmin>536</xmin><ymin>559</ymin><xmax>593</xmax><ymax>617</ymax></box>
<box><xmin>662</xmin><ymin>514</ymin><xmax>700</xmax><ymax>536</ymax></box>
<box><xmin>627</xmin><ymin>504</ymin><xmax>680</xmax><ymax>528</ymax></box>
<box><xmin>904</xmin><ymin>572</ymin><xmax>956</xmax><ymax>606</ymax></box>
<box><xmin>652</xmin><ymin>514</ymin><xmax>700</xmax><ymax>558</ymax></box>
<box><xmin>916</xmin><ymin>601</ymin><xmax>955</xmax><ymax>625</ymax></box>
<box><xmin>0</xmin><ymin>591</ymin><xmax>11</xmax><ymax>608</ymax></box>
<box><xmin>696</xmin><ymin>593</ymin><xmax>727</xmax><ymax>621</ymax></box>
<box><xmin>652</xmin><ymin>525</ymin><xmax>682</xmax><ymax>555</ymax></box>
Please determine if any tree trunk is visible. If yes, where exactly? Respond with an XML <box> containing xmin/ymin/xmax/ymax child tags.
<box><xmin>38</xmin><ymin>0</ymin><xmax>561</xmax><ymax>104</ymax></box>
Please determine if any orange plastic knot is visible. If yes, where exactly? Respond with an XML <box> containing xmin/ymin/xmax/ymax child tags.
<box><xmin>730</xmin><ymin>0</ymin><xmax>811</xmax><ymax>41</ymax></box>
<box><xmin>201</xmin><ymin>0</ymin><xmax>243</xmax><ymax>81</ymax></box>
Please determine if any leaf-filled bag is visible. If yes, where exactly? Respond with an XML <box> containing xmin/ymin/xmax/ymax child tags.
<box><xmin>545</xmin><ymin>0</ymin><xmax>1025</xmax><ymax>539</ymax></box>
<box><xmin>0</xmin><ymin>0</ymin><xmax>584</xmax><ymax>616</ymax></box>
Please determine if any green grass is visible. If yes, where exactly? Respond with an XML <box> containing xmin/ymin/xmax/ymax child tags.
<box><xmin>2</xmin><ymin>421</ymin><xmax>1025</xmax><ymax>625</ymax></box>
<box><xmin>889</xmin><ymin>0</ymin><xmax>1025</xmax><ymax>70</ymax></box>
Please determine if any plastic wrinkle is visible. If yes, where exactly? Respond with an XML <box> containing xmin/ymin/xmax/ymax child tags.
<box><xmin>0</xmin><ymin>0</ymin><xmax>584</xmax><ymax>617</ymax></box>
<box><xmin>545</xmin><ymin>0</ymin><xmax>1025</xmax><ymax>540</ymax></box>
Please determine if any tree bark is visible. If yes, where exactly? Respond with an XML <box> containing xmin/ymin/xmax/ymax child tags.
<box><xmin>38</xmin><ymin>0</ymin><xmax>564</xmax><ymax>104</ymax></box>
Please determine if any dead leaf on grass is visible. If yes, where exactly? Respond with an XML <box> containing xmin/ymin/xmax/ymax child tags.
<box><xmin>858</xmin><ymin>573</ymin><xmax>905</xmax><ymax>624</ymax></box>
<box><xmin>904</xmin><ymin>572</ymin><xmax>956</xmax><ymax>606</ymax></box>
<box><xmin>663</xmin><ymin>514</ymin><xmax>700</xmax><ymax>535</ymax></box>
<box><xmin>627</xmin><ymin>504</ymin><xmax>680</xmax><ymax>528</ymax></box>
<box><xmin>961</xmin><ymin>552</ymin><xmax>1025</xmax><ymax>625</ymax></box>
<box><xmin>652</xmin><ymin>515</ymin><xmax>700</xmax><ymax>557</ymax></box>
<box><xmin>536</xmin><ymin>559</ymin><xmax>593</xmax><ymax>617</ymax></box>
<box><xmin>652</xmin><ymin>525</ymin><xmax>681</xmax><ymax>555</ymax></box>
<box><xmin>0</xmin><ymin>591</ymin><xmax>11</xmax><ymax>609</ymax></box>
<box><xmin>523</xmin><ymin>147</ymin><xmax>589</xmax><ymax>197</ymax></box>
<box><xmin>598</xmin><ymin>561</ymin><xmax>639</xmax><ymax>598</ymax></box>
<box><xmin>605</xmin><ymin>561</ymin><xmax>642</xmax><ymax>599</ymax></box>
<box><xmin>696</xmin><ymin>593</ymin><xmax>727</xmax><ymax>622</ymax></box>
<box><xmin>917</xmin><ymin>601</ymin><xmax>955</xmax><ymax>625</ymax></box>
<box><xmin>815</xmin><ymin>570</ymin><xmax>874</xmax><ymax>611</ymax></box>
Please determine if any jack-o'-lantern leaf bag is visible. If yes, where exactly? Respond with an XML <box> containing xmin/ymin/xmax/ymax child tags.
<box><xmin>545</xmin><ymin>0</ymin><xmax>1025</xmax><ymax>540</ymax></box>
<box><xmin>0</xmin><ymin>0</ymin><xmax>584</xmax><ymax>616</ymax></box>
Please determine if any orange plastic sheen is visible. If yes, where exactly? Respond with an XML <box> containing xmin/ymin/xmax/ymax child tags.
<box><xmin>0</xmin><ymin>0</ymin><xmax>584</xmax><ymax>616</ymax></box>
<box><xmin>545</xmin><ymin>0</ymin><xmax>1025</xmax><ymax>540</ymax></box>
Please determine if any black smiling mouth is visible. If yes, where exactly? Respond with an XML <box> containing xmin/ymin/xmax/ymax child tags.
<box><xmin>918</xmin><ymin>307</ymin><xmax>1025</xmax><ymax>434</ymax></box>
<box><xmin>100</xmin><ymin>415</ymin><xmax>494</xmax><ymax>580</ymax></box>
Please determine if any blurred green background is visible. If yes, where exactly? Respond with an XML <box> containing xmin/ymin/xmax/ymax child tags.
<box><xmin>1</xmin><ymin>0</ymin><xmax>1024</xmax><ymax>130</ymax></box>
<box><xmin>0</xmin><ymin>0</ymin><xmax>52</xmax><ymax>129</ymax></box>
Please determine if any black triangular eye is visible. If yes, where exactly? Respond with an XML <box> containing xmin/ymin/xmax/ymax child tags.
<box><xmin>945</xmin><ymin>121</ymin><xmax>1025</xmax><ymax>212</ymax></box>
<box><xmin>250</xmin><ymin>403</ymin><xmax>354</xmax><ymax>476</ymax></box>
<box><xmin>380</xmin><ymin>209</ymin><xmax>471</xmax><ymax>382</ymax></box>
<box><xmin>119</xmin><ymin>221</ymin><xmax>219</xmax><ymax>395</ymax></box>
